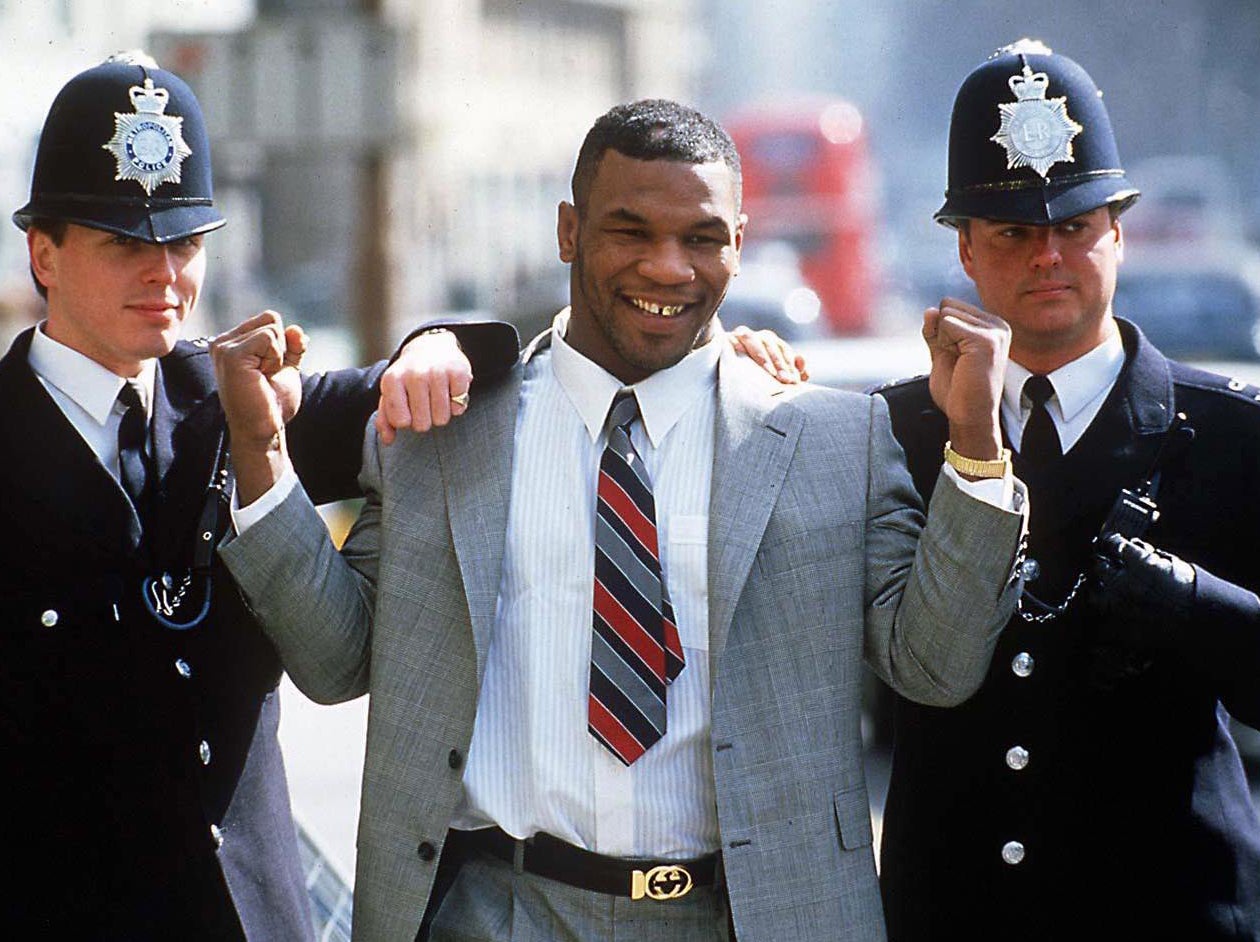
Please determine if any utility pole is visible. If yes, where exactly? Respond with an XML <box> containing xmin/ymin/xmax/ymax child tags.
<box><xmin>353</xmin><ymin>0</ymin><xmax>394</xmax><ymax>362</ymax></box>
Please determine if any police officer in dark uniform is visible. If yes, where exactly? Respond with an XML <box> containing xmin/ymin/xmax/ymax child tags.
<box><xmin>876</xmin><ymin>40</ymin><xmax>1260</xmax><ymax>940</ymax></box>
<box><xmin>0</xmin><ymin>54</ymin><xmax>515</xmax><ymax>939</ymax></box>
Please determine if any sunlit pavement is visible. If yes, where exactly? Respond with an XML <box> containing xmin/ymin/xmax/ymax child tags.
<box><xmin>280</xmin><ymin>677</ymin><xmax>368</xmax><ymax>883</ymax></box>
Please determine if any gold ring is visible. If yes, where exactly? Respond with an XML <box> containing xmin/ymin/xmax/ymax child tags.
<box><xmin>451</xmin><ymin>391</ymin><xmax>470</xmax><ymax>408</ymax></box>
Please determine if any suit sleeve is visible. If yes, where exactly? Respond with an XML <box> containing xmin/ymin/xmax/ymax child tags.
<box><xmin>862</xmin><ymin>393</ymin><xmax>1027</xmax><ymax>706</ymax></box>
<box><xmin>219</xmin><ymin>419</ymin><xmax>388</xmax><ymax>704</ymax></box>
<box><xmin>288</xmin><ymin>319</ymin><xmax>519</xmax><ymax>505</ymax></box>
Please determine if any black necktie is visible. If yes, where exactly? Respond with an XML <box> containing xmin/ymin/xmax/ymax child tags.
<box><xmin>117</xmin><ymin>381</ymin><xmax>151</xmax><ymax>515</ymax></box>
<box><xmin>588</xmin><ymin>391</ymin><xmax>685</xmax><ymax>766</ymax></box>
<box><xmin>1020</xmin><ymin>375</ymin><xmax>1062</xmax><ymax>462</ymax></box>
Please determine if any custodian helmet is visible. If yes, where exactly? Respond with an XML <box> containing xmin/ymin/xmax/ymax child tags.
<box><xmin>936</xmin><ymin>39</ymin><xmax>1139</xmax><ymax>228</ymax></box>
<box><xmin>13</xmin><ymin>52</ymin><xmax>224</xmax><ymax>243</ymax></box>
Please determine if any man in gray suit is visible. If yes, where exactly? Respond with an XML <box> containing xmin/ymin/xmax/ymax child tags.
<box><xmin>214</xmin><ymin>100</ymin><xmax>1026</xmax><ymax>941</ymax></box>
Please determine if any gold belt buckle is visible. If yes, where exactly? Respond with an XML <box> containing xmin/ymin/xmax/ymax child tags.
<box><xmin>631</xmin><ymin>864</ymin><xmax>693</xmax><ymax>901</ymax></box>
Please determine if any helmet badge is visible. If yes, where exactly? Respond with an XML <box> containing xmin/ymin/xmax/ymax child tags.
<box><xmin>102</xmin><ymin>78</ymin><xmax>193</xmax><ymax>196</ymax></box>
<box><xmin>990</xmin><ymin>64</ymin><xmax>1082</xmax><ymax>178</ymax></box>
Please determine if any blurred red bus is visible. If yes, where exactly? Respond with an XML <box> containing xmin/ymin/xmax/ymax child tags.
<box><xmin>726</xmin><ymin>98</ymin><xmax>878</xmax><ymax>334</ymax></box>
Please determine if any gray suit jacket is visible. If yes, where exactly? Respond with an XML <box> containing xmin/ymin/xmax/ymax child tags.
<box><xmin>222</xmin><ymin>343</ymin><xmax>1026</xmax><ymax>941</ymax></box>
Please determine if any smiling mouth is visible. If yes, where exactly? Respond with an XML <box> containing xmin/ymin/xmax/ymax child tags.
<box><xmin>627</xmin><ymin>296</ymin><xmax>687</xmax><ymax>317</ymax></box>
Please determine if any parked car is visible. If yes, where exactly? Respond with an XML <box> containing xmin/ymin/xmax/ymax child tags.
<box><xmin>1115</xmin><ymin>246</ymin><xmax>1260</xmax><ymax>361</ymax></box>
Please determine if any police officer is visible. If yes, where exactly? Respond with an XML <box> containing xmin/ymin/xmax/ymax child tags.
<box><xmin>876</xmin><ymin>40</ymin><xmax>1260</xmax><ymax>940</ymax></box>
<box><xmin>0</xmin><ymin>53</ymin><xmax>515</xmax><ymax>939</ymax></box>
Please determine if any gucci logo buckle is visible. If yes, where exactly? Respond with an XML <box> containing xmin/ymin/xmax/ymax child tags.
<box><xmin>631</xmin><ymin>864</ymin><xmax>693</xmax><ymax>901</ymax></box>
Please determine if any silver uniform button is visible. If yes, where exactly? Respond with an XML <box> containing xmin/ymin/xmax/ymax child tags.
<box><xmin>1020</xmin><ymin>558</ymin><xmax>1041</xmax><ymax>582</ymax></box>
<box><xmin>1012</xmin><ymin>652</ymin><xmax>1034</xmax><ymax>678</ymax></box>
<box><xmin>175</xmin><ymin>659</ymin><xmax>192</xmax><ymax>679</ymax></box>
<box><xmin>40</xmin><ymin>609</ymin><xmax>59</xmax><ymax>628</ymax></box>
<box><xmin>1002</xmin><ymin>840</ymin><xmax>1026</xmax><ymax>865</ymax></box>
<box><xmin>210</xmin><ymin>823</ymin><xmax>224</xmax><ymax>849</ymax></box>
<box><xmin>1006</xmin><ymin>745</ymin><xmax>1030</xmax><ymax>771</ymax></box>
<box><xmin>199</xmin><ymin>740</ymin><xmax>212</xmax><ymax>765</ymax></box>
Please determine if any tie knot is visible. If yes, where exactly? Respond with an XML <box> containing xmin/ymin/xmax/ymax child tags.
<box><xmin>1023</xmin><ymin>375</ymin><xmax>1056</xmax><ymax>408</ymax></box>
<box><xmin>606</xmin><ymin>390</ymin><xmax>640</xmax><ymax>431</ymax></box>
<box><xmin>118</xmin><ymin>380</ymin><xmax>146</xmax><ymax>414</ymax></box>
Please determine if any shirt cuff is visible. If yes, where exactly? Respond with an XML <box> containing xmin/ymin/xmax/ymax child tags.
<box><xmin>232</xmin><ymin>463</ymin><xmax>298</xmax><ymax>534</ymax></box>
<box><xmin>941</xmin><ymin>461</ymin><xmax>1015</xmax><ymax>510</ymax></box>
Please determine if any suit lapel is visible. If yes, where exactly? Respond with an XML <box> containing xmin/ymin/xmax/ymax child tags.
<box><xmin>708</xmin><ymin>346</ymin><xmax>802</xmax><ymax>668</ymax></box>
<box><xmin>434</xmin><ymin>355</ymin><xmax>528</xmax><ymax>676</ymax></box>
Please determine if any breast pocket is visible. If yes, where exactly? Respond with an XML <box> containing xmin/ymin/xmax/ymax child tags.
<box><xmin>665</xmin><ymin>514</ymin><xmax>708</xmax><ymax>652</ymax></box>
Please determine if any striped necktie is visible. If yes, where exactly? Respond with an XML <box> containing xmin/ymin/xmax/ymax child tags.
<box><xmin>588</xmin><ymin>390</ymin><xmax>685</xmax><ymax>765</ymax></box>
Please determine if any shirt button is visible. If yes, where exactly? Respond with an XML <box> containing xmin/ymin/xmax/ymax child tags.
<box><xmin>1002</xmin><ymin>840</ymin><xmax>1026</xmax><ymax>865</ymax></box>
<box><xmin>175</xmin><ymin>659</ymin><xmax>192</xmax><ymax>679</ymax></box>
<box><xmin>1020</xmin><ymin>558</ymin><xmax>1041</xmax><ymax>582</ymax></box>
<box><xmin>1011</xmin><ymin>652</ymin><xmax>1035</xmax><ymax>678</ymax></box>
<box><xmin>417</xmin><ymin>841</ymin><xmax>436</xmax><ymax>861</ymax></box>
<box><xmin>1005</xmin><ymin>745</ymin><xmax>1030</xmax><ymax>771</ymax></box>
<box><xmin>210</xmin><ymin>823</ymin><xmax>224</xmax><ymax>849</ymax></box>
<box><xmin>41</xmin><ymin>609</ymin><xmax>59</xmax><ymax>628</ymax></box>
<box><xmin>448</xmin><ymin>749</ymin><xmax>463</xmax><ymax>770</ymax></box>
<box><xmin>199</xmin><ymin>740</ymin><xmax>212</xmax><ymax>765</ymax></box>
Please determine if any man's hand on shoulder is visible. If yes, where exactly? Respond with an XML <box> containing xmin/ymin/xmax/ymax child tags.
<box><xmin>727</xmin><ymin>325</ymin><xmax>809</xmax><ymax>383</ymax></box>
<box><xmin>924</xmin><ymin>297</ymin><xmax>1009</xmax><ymax>461</ymax></box>
<box><xmin>376</xmin><ymin>328</ymin><xmax>472</xmax><ymax>444</ymax></box>
<box><xmin>211</xmin><ymin>310</ymin><xmax>304</xmax><ymax>505</ymax></box>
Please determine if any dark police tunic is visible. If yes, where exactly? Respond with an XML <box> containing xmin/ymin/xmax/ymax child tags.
<box><xmin>0</xmin><ymin>322</ymin><xmax>517</xmax><ymax>940</ymax></box>
<box><xmin>876</xmin><ymin>319</ymin><xmax>1260</xmax><ymax>941</ymax></box>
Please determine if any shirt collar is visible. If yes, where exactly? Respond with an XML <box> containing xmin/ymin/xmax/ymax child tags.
<box><xmin>550</xmin><ymin>308</ymin><xmax>721</xmax><ymax>446</ymax></box>
<box><xmin>28</xmin><ymin>322</ymin><xmax>157</xmax><ymax>425</ymax></box>
<box><xmin>1003</xmin><ymin>327</ymin><xmax>1125</xmax><ymax>423</ymax></box>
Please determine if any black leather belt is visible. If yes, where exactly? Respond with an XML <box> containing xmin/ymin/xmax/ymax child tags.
<box><xmin>444</xmin><ymin>827</ymin><xmax>719</xmax><ymax>901</ymax></box>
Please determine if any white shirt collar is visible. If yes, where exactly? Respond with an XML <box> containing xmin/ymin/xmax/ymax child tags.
<box><xmin>28</xmin><ymin>323</ymin><xmax>157</xmax><ymax>425</ymax></box>
<box><xmin>549</xmin><ymin>308</ymin><xmax>721</xmax><ymax>447</ymax></box>
<box><xmin>1003</xmin><ymin>328</ymin><xmax>1125</xmax><ymax>423</ymax></box>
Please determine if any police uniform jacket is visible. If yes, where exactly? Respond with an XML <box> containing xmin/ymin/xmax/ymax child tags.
<box><xmin>0</xmin><ymin>322</ymin><xmax>517</xmax><ymax>940</ymax></box>
<box><xmin>876</xmin><ymin>319</ymin><xmax>1260</xmax><ymax>941</ymax></box>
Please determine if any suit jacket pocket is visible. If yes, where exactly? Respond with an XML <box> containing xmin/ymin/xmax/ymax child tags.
<box><xmin>833</xmin><ymin>786</ymin><xmax>874</xmax><ymax>851</ymax></box>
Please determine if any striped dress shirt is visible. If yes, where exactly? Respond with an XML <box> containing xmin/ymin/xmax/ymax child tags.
<box><xmin>451</xmin><ymin>312</ymin><xmax>722</xmax><ymax>859</ymax></box>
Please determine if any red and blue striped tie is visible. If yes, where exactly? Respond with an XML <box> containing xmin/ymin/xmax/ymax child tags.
<box><xmin>589</xmin><ymin>391</ymin><xmax>685</xmax><ymax>765</ymax></box>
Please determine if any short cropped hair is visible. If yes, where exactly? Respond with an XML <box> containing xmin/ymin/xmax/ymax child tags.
<box><xmin>571</xmin><ymin>99</ymin><xmax>742</xmax><ymax>214</ymax></box>
<box><xmin>28</xmin><ymin>218</ymin><xmax>68</xmax><ymax>300</ymax></box>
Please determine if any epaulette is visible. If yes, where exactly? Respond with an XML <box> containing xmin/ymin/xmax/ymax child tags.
<box><xmin>868</xmin><ymin>373</ymin><xmax>930</xmax><ymax>397</ymax></box>
<box><xmin>166</xmin><ymin>337</ymin><xmax>212</xmax><ymax>361</ymax></box>
<box><xmin>1171</xmin><ymin>361</ymin><xmax>1260</xmax><ymax>406</ymax></box>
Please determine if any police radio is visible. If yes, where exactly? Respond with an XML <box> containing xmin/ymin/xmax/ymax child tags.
<box><xmin>1018</xmin><ymin>412</ymin><xmax>1193</xmax><ymax>623</ymax></box>
<box><xmin>1093</xmin><ymin>412</ymin><xmax>1192</xmax><ymax>546</ymax></box>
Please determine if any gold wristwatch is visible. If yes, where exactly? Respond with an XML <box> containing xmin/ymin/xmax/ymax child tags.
<box><xmin>943</xmin><ymin>441</ymin><xmax>1012</xmax><ymax>479</ymax></box>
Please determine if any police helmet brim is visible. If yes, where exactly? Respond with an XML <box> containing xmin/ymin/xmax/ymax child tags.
<box><xmin>13</xmin><ymin>199</ymin><xmax>225</xmax><ymax>244</ymax></box>
<box><xmin>935</xmin><ymin>176</ymin><xmax>1140</xmax><ymax>229</ymax></box>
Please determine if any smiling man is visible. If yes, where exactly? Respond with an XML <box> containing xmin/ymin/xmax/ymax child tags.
<box><xmin>876</xmin><ymin>40</ymin><xmax>1260</xmax><ymax>941</ymax></box>
<box><xmin>215</xmin><ymin>99</ymin><xmax>1027</xmax><ymax>941</ymax></box>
